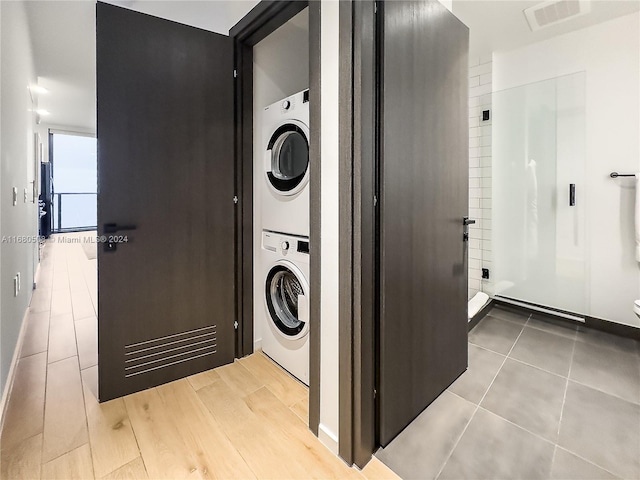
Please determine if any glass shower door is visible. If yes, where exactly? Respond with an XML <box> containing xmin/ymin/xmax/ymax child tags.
<box><xmin>492</xmin><ymin>72</ymin><xmax>588</xmax><ymax>316</ymax></box>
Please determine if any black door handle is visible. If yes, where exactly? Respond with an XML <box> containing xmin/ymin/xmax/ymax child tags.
<box><xmin>102</xmin><ymin>223</ymin><xmax>136</xmax><ymax>253</ymax></box>
<box><xmin>463</xmin><ymin>216</ymin><xmax>476</xmax><ymax>241</ymax></box>
<box><xmin>569</xmin><ymin>184</ymin><xmax>576</xmax><ymax>206</ymax></box>
<box><xmin>104</xmin><ymin>223</ymin><xmax>137</xmax><ymax>234</ymax></box>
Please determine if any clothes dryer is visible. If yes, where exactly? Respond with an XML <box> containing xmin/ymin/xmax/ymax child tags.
<box><xmin>261</xmin><ymin>90</ymin><xmax>310</xmax><ymax>236</ymax></box>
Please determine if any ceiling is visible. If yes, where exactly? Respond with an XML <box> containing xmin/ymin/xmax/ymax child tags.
<box><xmin>24</xmin><ymin>0</ymin><xmax>640</xmax><ymax>131</ymax></box>
<box><xmin>25</xmin><ymin>1</ymin><xmax>97</xmax><ymax>130</ymax></box>
<box><xmin>102</xmin><ymin>0</ymin><xmax>260</xmax><ymax>35</ymax></box>
<box><xmin>24</xmin><ymin>0</ymin><xmax>259</xmax><ymax>131</ymax></box>
<box><xmin>453</xmin><ymin>0</ymin><xmax>640</xmax><ymax>59</ymax></box>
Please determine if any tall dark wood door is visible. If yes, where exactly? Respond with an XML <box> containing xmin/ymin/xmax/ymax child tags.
<box><xmin>378</xmin><ymin>0</ymin><xmax>469</xmax><ymax>445</ymax></box>
<box><xmin>97</xmin><ymin>3</ymin><xmax>236</xmax><ymax>401</ymax></box>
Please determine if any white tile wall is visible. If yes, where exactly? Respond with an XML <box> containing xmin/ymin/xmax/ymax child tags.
<box><xmin>468</xmin><ymin>58</ymin><xmax>492</xmax><ymax>300</ymax></box>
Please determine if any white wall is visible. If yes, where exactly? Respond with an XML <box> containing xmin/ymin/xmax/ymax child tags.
<box><xmin>253</xmin><ymin>9</ymin><xmax>309</xmax><ymax>112</ymax></box>
<box><xmin>468</xmin><ymin>56</ymin><xmax>493</xmax><ymax>300</ymax></box>
<box><xmin>494</xmin><ymin>12</ymin><xmax>640</xmax><ymax>327</ymax></box>
<box><xmin>438</xmin><ymin>0</ymin><xmax>453</xmax><ymax>13</ymax></box>
<box><xmin>0</xmin><ymin>0</ymin><xmax>3</xmax><ymax>396</ymax></box>
<box><xmin>252</xmin><ymin>9</ymin><xmax>309</xmax><ymax>349</ymax></box>
<box><xmin>102</xmin><ymin>0</ymin><xmax>260</xmax><ymax>37</ymax></box>
<box><xmin>319</xmin><ymin>0</ymin><xmax>340</xmax><ymax>454</ymax></box>
<box><xmin>0</xmin><ymin>1</ymin><xmax>39</xmax><ymax>397</ymax></box>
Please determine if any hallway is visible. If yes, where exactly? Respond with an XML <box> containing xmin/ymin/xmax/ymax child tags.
<box><xmin>0</xmin><ymin>234</ymin><xmax>397</xmax><ymax>479</ymax></box>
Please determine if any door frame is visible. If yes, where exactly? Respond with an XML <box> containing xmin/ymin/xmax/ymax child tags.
<box><xmin>230</xmin><ymin>0</ymin><xmax>321</xmax><ymax>437</ymax></box>
<box><xmin>339</xmin><ymin>0</ymin><xmax>470</xmax><ymax>466</ymax></box>
<box><xmin>337</xmin><ymin>0</ymin><xmax>377</xmax><ymax>467</ymax></box>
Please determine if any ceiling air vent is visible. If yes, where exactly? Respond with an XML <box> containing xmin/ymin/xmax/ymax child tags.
<box><xmin>524</xmin><ymin>0</ymin><xmax>591</xmax><ymax>31</ymax></box>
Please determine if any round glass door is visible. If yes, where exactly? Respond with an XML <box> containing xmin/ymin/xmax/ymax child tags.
<box><xmin>266</xmin><ymin>123</ymin><xmax>309</xmax><ymax>195</ymax></box>
<box><xmin>265</xmin><ymin>263</ymin><xmax>308</xmax><ymax>338</ymax></box>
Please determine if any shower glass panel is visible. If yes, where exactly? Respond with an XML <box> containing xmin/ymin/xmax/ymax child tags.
<box><xmin>492</xmin><ymin>72</ymin><xmax>587</xmax><ymax>315</ymax></box>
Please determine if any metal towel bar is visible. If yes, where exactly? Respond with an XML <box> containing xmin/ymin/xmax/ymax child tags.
<box><xmin>610</xmin><ymin>172</ymin><xmax>637</xmax><ymax>178</ymax></box>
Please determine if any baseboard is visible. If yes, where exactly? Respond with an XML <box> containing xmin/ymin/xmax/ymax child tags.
<box><xmin>253</xmin><ymin>338</ymin><xmax>262</xmax><ymax>352</ymax></box>
<box><xmin>468</xmin><ymin>299</ymin><xmax>494</xmax><ymax>332</ymax></box>
<box><xmin>584</xmin><ymin>315</ymin><xmax>640</xmax><ymax>341</ymax></box>
<box><xmin>33</xmin><ymin>260</ymin><xmax>42</xmax><ymax>290</ymax></box>
<box><xmin>318</xmin><ymin>423</ymin><xmax>339</xmax><ymax>455</ymax></box>
<box><xmin>0</xmin><ymin>306</ymin><xmax>31</xmax><ymax>434</ymax></box>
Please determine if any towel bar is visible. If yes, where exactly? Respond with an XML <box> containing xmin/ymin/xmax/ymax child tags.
<box><xmin>610</xmin><ymin>172</ymin><xmax>636</xmax><ymax>178</ymax></box>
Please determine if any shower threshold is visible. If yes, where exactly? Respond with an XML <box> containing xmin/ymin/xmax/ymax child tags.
<box><xmin>493</xmin><ymin>295</ymin><xmax>586</xmax><ymax>323</ymax></box>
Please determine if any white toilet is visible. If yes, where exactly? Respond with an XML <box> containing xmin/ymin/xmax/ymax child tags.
<box><xmin>634</xmin><ymin>300</ymin><xmax>640</xmax><ymax>319</ymax></box>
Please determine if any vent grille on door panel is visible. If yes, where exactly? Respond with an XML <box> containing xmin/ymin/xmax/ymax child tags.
<box><xmin>124</xmin><ymin>325</ymin><xmax>217</xmax><ymax>377</ymax></box>
<box><xmin>524</xmin><ymin>0</ymin><xmax>590</xmax><ymax>31</ymax></box>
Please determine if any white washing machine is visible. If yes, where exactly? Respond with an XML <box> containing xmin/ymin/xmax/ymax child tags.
<box><xmin>261</xmin><ymin>90</ymin><xmax>310</xmax><ymax>236</ymax></box>
<box><xmin>260</xmin><ymin>230</ymin><xmax>309</xmax><ymax>385</ymax></box>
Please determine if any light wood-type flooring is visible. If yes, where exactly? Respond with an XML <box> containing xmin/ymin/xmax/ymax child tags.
<box><xmin>0</xmin><ymin>234</ymin><xmax>398</xmax><ymax>479</ymax></box>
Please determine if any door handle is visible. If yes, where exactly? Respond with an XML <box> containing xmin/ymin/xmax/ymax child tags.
<box><xmin>463</xmin><ymin>216</ymin><xmax>476</xmax><ymax>242</ymax></box>
<box><xmin>102</xmin><ymin>223</ymin><xmax>136</xmax><ymax>252</ymax></box>
<box><xmin>104</xmin><ymin>223</ymin><xmax>137</xmax><ymax>234</ymax></box>
<box><xmin>569</xmin><ymin>184</ymin><xmax>576</xmax><ymax>206</ymax></box>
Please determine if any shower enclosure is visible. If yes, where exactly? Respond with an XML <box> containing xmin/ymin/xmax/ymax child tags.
<box><xmin>492</xmin><ymin>72</ymin><xmax>588</xmax><ymax>316</ymax></box>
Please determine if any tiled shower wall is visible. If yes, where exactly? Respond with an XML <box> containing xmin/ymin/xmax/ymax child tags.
<box><xmin>468</xmin><ymin>57</ymin><xmax>493</xmax><ymax>300</ymax></box>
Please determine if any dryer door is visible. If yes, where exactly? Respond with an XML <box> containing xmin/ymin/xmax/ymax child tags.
<box><xmin>265</xmin><ymin>122</ymin><xmax>309</xmax><ymax>196</ymax></box>
<box><xmin>265</xmin><ymin>260</ymin><xmax>309</xmax><ymax>340</ymax></box>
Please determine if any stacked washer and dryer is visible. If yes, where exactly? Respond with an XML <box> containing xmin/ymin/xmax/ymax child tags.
<box><xmin>258</xmin><ymin>90</ymin><xmax>310</xmax><ymax>385</ymax></box>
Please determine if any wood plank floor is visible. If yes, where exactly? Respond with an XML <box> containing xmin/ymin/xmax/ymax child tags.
<box><xmin>0</xmin><ymin>234</ymin><xmax>399</xmax><ymax>480</ymax></box>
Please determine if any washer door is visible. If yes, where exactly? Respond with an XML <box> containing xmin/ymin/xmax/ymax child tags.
<box><xmin>265</xmin><ymin>260</ymin><xmax>309</xmax><ymax>339</ymax></box>
<box><xmin>265</xmin><ymin>121</ymin><xmax>309</xmax><ymax>196</ymax></box>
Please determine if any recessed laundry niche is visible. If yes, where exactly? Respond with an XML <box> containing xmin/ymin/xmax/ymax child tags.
<box><xmin>252</xmin><ymin>8</ymin><xmax>309</xmax><ymax>352</ymax></box>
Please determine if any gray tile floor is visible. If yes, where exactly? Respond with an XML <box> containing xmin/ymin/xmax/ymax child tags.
<box><xmin>376</xmin><ymin>306</ymin><xmax>640</xmax><ymax>480</ymax></box>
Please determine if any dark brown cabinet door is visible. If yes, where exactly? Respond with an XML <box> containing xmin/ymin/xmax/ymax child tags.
<box><xmin>378</xmin><ymin>0</ymin><xmax>469</xmax><ymax>445</ymax></box>
<box><xmin>97</xmin><ymin>3</ymin><xmax>236</xmax><ymax>401</ymax></box>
